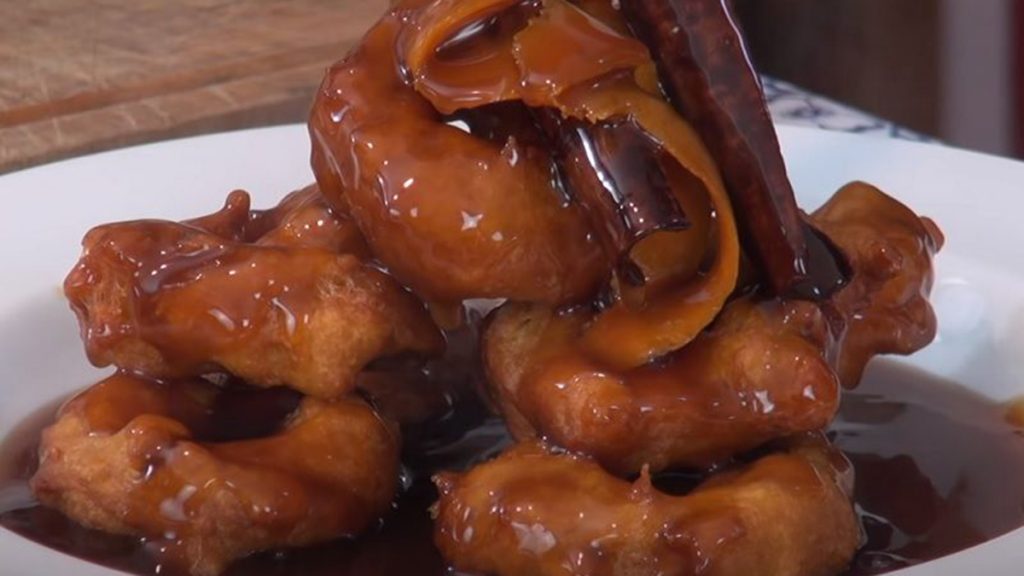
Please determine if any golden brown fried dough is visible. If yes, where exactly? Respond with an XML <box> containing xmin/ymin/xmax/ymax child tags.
<box><xmin>811</xmin><ymin>182</ymin><xmax>943</xmax><ymax>387</ymax></box>
<box><xmin>310</xmin><ymin>8</ymin><xmax>608</xmax><ymax>306</ymax></box>
<box><xmin>357</xmin><ymin>369</ymin><xmax>449</xmax><ymax>430</ymax></box>
<box><xmin>311</xmin><ymin>0</ymin><xmax>743</xmax><ymax>363</ymax></box>
<box><xmin>484</xmin><ymin>297</ymin><xmax>840</xmax><ymax>474</ymax></box>
<box><xmin>433</xmin><ymin>438</ymin><xmax>859</xmax><ymax>576</ymax></box>
<box><xmin>182</xmin><ymin>185</ymin><xmax>367</xmax><ymax>254</ymax></box>
<box><xmin>484</xmin><ymin>183</ymin><xmax>941</xmax><ymax>473</ymax></box>
<box><xmin>31</xmin><ymin>373</ymin><xmax>400</xmax><ymax>576</ymax></box>
<box><xmin>248</xmin><ymin>184</ymin><xmax>370</xmax><ymax>254</ymax></box>
<box><xmin>64</xmin><ymin>189</ymin><xmax>443</xmax><ymax>399</ymax></box>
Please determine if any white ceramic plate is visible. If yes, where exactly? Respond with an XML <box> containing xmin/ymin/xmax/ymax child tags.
<box><xmin>1</xmin><ymin>124</ymin><xmax>1023</xmax><ymax>575</ymax></box>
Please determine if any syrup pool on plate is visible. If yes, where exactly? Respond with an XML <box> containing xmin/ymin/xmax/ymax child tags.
<box><xmin>2</xmin><ymin>360</ymin><xmax>1024</xmax><ymax>576</ymax></box>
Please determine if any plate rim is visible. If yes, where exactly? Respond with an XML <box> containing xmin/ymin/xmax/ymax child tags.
<box><xmin>2</xmin><ymin>123</ymin><xmax>1024</xmax><ymax>576</ymax></box>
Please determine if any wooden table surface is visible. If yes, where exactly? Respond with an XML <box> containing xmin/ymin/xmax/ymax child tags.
<box><xmin>0</xmin><ymin>0</ymin><xmax>387</xmax><ymax>175</ymax></box>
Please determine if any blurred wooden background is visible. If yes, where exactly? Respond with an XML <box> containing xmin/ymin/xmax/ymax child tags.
<box><xmin>0</xmin><ymin>0</ymin><xmax>1018</xmax><ymax>174</ymax></box>
<box><xmin>734</xmin><ymin>0</ymin><xmax>1019</xmax><ymax>156</ymax></box>
<box><xmin>734</xmin><ymin>0</ymin><xmax>942</xmax><ymax>137</ymax></box>
<box><xmin>0</xmin><ymin>0</ymin><xmax>387</xmax><ymax>174</ymax></box>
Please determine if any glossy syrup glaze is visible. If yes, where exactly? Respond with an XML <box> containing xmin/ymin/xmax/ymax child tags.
<box><xmin>432</xmin><ymin>435</ymin><xmax>859</xmax><ymax>576</ymax></box>
<box><xmin>25</xmin><ymin>372</ymin><xmax>401</xmax><ymax>576</ymax></box>
<box><xmin>63</xmin><ymin>185</ymin><xmax>444</xmax><ymax>400</ymax></box>
<box><xmin>484</xmin><ymin>297</ymin><xmax>841</xmax><ymax>476</ymax></box>
<box><xmin>310</xmin><ymin>5</ymin><xmax>610</xmax><ymax>306</ymax></box>
<box><xmin>309</xmin><ymin>0</ymin><xmax>746</xmax><ymax>357</ymax></box>
<box><xmin>835</xmin><ymin>363</ymin><xmax>1024</xmax><ymax>574</ymax></box>
<box><xmin>2</xmin><ymin>361</ymin><xmax>1024</xmax><ymax>575</ymax></box>
<box><xmin>365</xmin><ymin>0</ymin><xmax>746</xmax><ymax>371</ymax></box>
<box><xmin>618</xmin><ymin>0</ymin><xmax>849</xmax><ymax>299</ymax></box>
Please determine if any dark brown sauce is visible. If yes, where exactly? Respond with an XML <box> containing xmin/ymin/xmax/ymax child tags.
<box><xmin>534</xmin><ymin>108</ymin><xmax>691</xmax><ymax>287</ymax></box>
<box><xmin>2</xmin><ymin>361</ymin><xmax>1024</xmax><ymax>575</ymax></box>
<box><xmin>835</xmin><ymin>363</ymin><xmax>1024</xmax><ymax>575</ymax></box>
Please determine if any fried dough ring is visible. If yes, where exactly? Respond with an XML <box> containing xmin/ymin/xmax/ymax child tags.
<box><xmin>484</xmin><ymin>182</ymin><xmax>941</xmax><ymax>474</ymax></box>
<box><xmin>309</xmin><ymin>8</ymin><xmax>607</xmax><ymax>306</ymax></box>
<box><xmin>64</xmin><ymin>187</ymin><xmax>443</xmax><ymax>399</ymax></box>
<box><xmin>310</xmin><ymin>0</ymin><xmax>741</xmax><ymax>367</ymax></box>
<box><xmin>433</xmin><ymin>436</ymin><xmax>859</xmax><ymax>576</ymax></box>
<box><xmin>31</xmin><ymin>373</ymin><xmax>400</xmax><ymax>576</ymax></box>
<box><xmin>399</xmin><ymin>0</ymin><xmax>742</xmax><ymax>368</ymax></box>
<box><xmin>247</xmin><ymin>183</ymin><xmax>371</xmax><ymax>254</ymax></box>
<box><xmin>485</xmin><ymin>296</ymin><xmax>840</xmax><ymax>474</ymax></box>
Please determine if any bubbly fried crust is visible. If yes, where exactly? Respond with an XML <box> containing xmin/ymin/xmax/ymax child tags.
<box><xmin>31</xmin><ymin>373</ymin><xmax>400</xmax><ymax>576</ymax></box>
<box><xmin>484</xmin><ymin>297</ymin><xmax>839</xmax><ymax>474</ymax></box>
<box><xmin>433</xmin><ymin>437</ymin><xmax>859</xmax><ymax>576</ymax></box>
<box><xmin>64</xmin><ymin>187</ymin><xmax>443</xmax><ymax>399</ymax></box>
<box><xmin>811</xmin><ymin>182</ymin><xmax>943</xmax><ymax>387</ymax></box>
<box><xmin>483</xmin><ymin>182</ymin><xmax>941</xmax><ymax>473</ymax></box>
